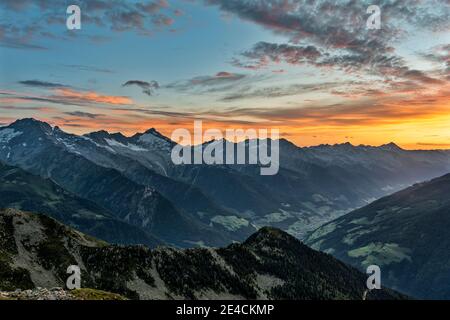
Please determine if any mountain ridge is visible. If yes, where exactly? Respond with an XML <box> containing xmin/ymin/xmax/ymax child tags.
<box><xmin>0</xmin><ymin>208</ymin><xmax>406</xmax><ymax>300</ymax></box>
<box><xmin>9</xmin><ymin>117</ymin><xmax>450</xmax><ymax>151</ymax></box>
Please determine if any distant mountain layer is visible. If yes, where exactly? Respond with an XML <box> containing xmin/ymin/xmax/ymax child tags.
<box><xmin>84</xmin><ymin>126</ymin><xmax>450</xmax><ymax>238</ymax></box>
<box><xmin>306</xmin><ymin>173</ymin><xmax>450</xmax><ymax>299</ymax></box>
<box><xmin>0</xmin><ymin>119</ymin><xmax>239</xmax><ymax>247</ymax></box>
<box><xmin>1</xmin><ymin>118</ymin><xmax>450</xmax><ymax>240</ymax></box>
<box><xmin>0</xmin><ymin>162</ymin><xmax>163</xmax><ymax>248</ymax></box>
<box><xmin>0</xmin><ymin>209</ymin><xmax>404</xmax><ymax>300</ymax></box>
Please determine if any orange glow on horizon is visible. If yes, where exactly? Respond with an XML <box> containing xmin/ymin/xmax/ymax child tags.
<box><xmin>3</xmin><ymin>82</ymin><xmax>448</xmax><ymax>151</ymax></box>
<box><xmin>45</xmin><ymin>111</ymin><xmax>450</xmax><ymax>151</ymax></box>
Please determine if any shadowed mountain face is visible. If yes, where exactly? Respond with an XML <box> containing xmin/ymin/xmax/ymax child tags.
<box><xmin>0</xmin><ymin>208</ymin><xmax>405</xmax><ymax>300</ymax></box>
<box><xmin>0</xmin><ymin>162</ymin><xmax>163</xmax><ymax>248</ymax></box>
<box><xmin>306</xmin><ymin>173</ymin><xmax>450</xmax><ymax>300</ymax></box>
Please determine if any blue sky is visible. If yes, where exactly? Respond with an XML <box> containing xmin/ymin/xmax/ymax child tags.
<box><xmin>0</xmin><ymin>0</ymin><xmax>449</xmax><ymax>149</ymax></box>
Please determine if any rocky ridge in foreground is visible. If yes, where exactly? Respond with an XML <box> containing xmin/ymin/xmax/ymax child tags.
<box><xmin>0</xmin><ymin>208</ymin><xmax>406</xmax><ymax>300</ymax></box>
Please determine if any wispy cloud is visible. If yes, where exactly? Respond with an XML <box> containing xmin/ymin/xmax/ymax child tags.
<box><xmin>231</xmin><ymin>42</ymin><xmax>322</xmax><ymax>70</ymax></box>
<box><xmin>421</xmin><ymin>44</ymin><xmax>450</xmax><ymax>79</ymax></box>
<box><xmin>51</xmin><ymin>88</ymin><xmax>133</xmax><ymax>105</ymax></box>
<box><xmin>19</xmin><ymin>80</ymin><xmax>70</xmax><ymax>89</ymax></box>
<box><xmin>0</xmin><ymin>105</ymin><xmax>55</xmax><ymax>112</ymax></box>
<box><xmin>0</xmin><ymin>0</ymin><xmax>182</xmax><ymax>49</ymax></box>
<box><xmin>0</xmin><ymin>23</ymin><xmax>48</xmax><ymax>50</ymax></box>
<box><xmin>191</xmin><ymin>72</ymin><xmax>246</xmax><ymax>85</ymax></box>
<box><xmin>122</xmin><ymin>80</ymin><xmax>160</xmax><ymax>96</ymax></box>
<box><xmin>63</xmin><ymin>64</ymin><xmax>115</xmax><ymax>74</ymax></box>
<box><xmin>167</xmin><ymin>72</ymin><xmax>247</xmax><ymax>91</ymax></box>
<box><xmin>221</xmin><ymin>81</ymin><xmax>344</xmax><ymax>101</ymax></box>
<box><xmin>206</xmin><ymin>0</ymin><xmax>449</xmax><ymax>87</ymax></box>
<box><xmin>0</xmin><ymin>88</ymin><xmax>133</xmax><ymax>107</ymax></box>
<box><xmin>64</xmin><ymin>111</ymin><xmax>104</xmax><ymax>119</ymax></box>
<box><xmin>113</xmin><ymin>81</ymin><xmax>450</xmax><ymax>128</ymax></box>
<box><xmin>417</xmin><ymin>142</ymin><xmax>450</xmax><ymax>148</ymax></box>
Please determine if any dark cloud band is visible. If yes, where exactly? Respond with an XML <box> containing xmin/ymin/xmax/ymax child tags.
<box><xmin>122</xmin><ymin>80</ymin><xmax>160</xmax><ymax>96</ymax></box>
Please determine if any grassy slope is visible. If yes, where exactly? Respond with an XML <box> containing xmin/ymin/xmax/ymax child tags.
<box><xmin>306</xmin><ymin>173</ymin><xmax>450</xmax><ymax>299</ymax></box>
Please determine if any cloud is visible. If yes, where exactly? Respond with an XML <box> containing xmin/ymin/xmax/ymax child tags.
<box><xmin>19</xmin><ymin>80</ymin><xmax>69</xmax><ymax>88</ymax></box>
<box><xmin>0</xmin><ymin>39</ymin><xmax>47</xmax><ymax>50</ymax></box>
<box><xmin>233</xmin><ymin>41</ymin><xmax>446</xmax><ymax>87</ymax></box>
<box><xmin>203</xmin><ymin>0</ymin><xmax>449</xmax><ymax>43</ymax></box>
<box><xmin>122</xmin><ymin>80</ymin><xmax>160</xmax><ymax>96</ymax></box>
<box><xmin>166</xmin><ymin>72</ymin><xmax>247</xmax><ymax>91</ymax></box>
<box><xmin>137</xmin><ymin>0</ymin><xmax>169</xmax><ymax>13</ymax></box>
<box><xmin>0</xmin><ymin>23</ymin><xmax>48</xmax><ymax>50</ymax></box>
<box><xmin>64</xmin><ymin>111</ymin><xmax>104</xmax><ymax>119</ymax></box>
<box><xmin>417</xmin><ymin>142</ymin><xmax>450</xmax><ymax>148</ymax></box>
<box><xmin>63</xmin><ymin>64</ymin><xmax>114</xmax><ymax>73</ymax></box>
<box><xmin>190</xmin><ymin>72</ymin><xmax>246</xmax><ymax>85</ymax></box>
<box><xmin>0</xmin><ymin>88</ymin><xmax>133</xmax><ymax>107</ymax></box>
<box><xmin>112</xmin><ymin>107</ymin><xmax>261</xmax><ymax>126</ymax></box>
<box><xmin>216</xmin><ymin>85</ymin><xmax>450</xmax><ymax>127</ymax></box>
<box><xmin>221</xmin><ymin>81</ymin><xmax>344</xmax><ymax>101</ymax></box>
<box><xmin>113</xmin><ymin>81</ymin><xmax>450</xmax><ymax>129</ymax></box>
<box><xmin>88</xmin><ymin>0</ymin><xmax>176</xmax><ymax>33</ymax></box>
<box><xmin>114</xmin><ymin>107</ymin><xmax>199</xmax><ymax>119</ymax></box>
<box><xmin>232</xmin><ymin>42</ymin><xmax>322</xmax><ymax>70</ymax></box>
<box><xmin>52</xmin><ymin>88</ymin><xmax>133</xmax><ymax>105</ymax></box>
<box><xmin>0</xmin><ymin>105</ymin><xmax>54</xmax><ymax>112</ymax></box>
<box><xmin>0</xmin><ymin>0</ymin><xmax>33</xmax><ymax>11</ymax></box>
<box><xmin>205</xmin><ymin>0</ymin><xmax>449</xmax><ymax>86</ymax></box>
<box><xmin>0</xmin><ymin>0</ymin><xmax>182</xmax><ymax>49</ymax></box>
<box><xmin>421</xmin><ymin>44</ymin><xmax>450</xmax><ymax>76</ymax></box>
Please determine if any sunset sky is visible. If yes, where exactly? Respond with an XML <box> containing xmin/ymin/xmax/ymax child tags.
<box><xmin>0</xmin><ymin>0</ymin><xmax>449</xmax><ymax>149</ymax></box>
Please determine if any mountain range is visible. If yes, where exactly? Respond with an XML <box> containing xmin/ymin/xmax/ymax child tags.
<box><xmin>0</xmin><ymin>208</ymin><xmax>405</xmax><ymax>300</ymax></box>
<box><xmin>1</xmin><ymin>118</ymin><xmax>450</xmax><ymax>245</ymax></box>
<box><xmin>1</xmin><ymin>118</ymin><xmax>449</xmax><ymax>300</ymax></box>
<box><xmin>0</xmin><ymin>119</ymin><xmax>236</xmax><ymax>247</ymax></box>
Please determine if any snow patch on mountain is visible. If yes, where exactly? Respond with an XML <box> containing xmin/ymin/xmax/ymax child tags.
<box><xmin>137</xmin><ymin>133</ymin><xmax>171</xmax><ymax>151</ymax></box>
<box><xmin>105</xmin><ymin>138</ymin><xmax>147</xmax><ymax>152</ymax></box>
<box><xmin>55</xmin><ymin>137</ymin><xmax>82</xmax><ymax>155</ymax></box>
<box><xmin>0</xmin><ymin>129</ymin><xmax>22</xmax><ymax>143</ymax></box>
<box><xmin>80</xmin><ymin>136</ymin><xmax>117</xmax><ymax>154</ymax></box>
